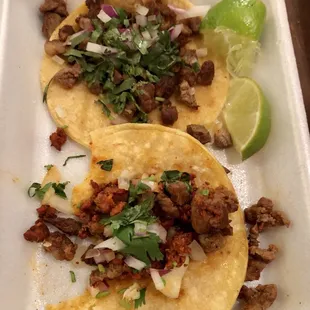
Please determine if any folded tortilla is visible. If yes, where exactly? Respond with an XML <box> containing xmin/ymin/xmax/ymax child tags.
<box><xmin>40</xmin><ymin>0</ymin><xmax>229</xmax><ymax>147</ymax></box>
<box><xmin>47</xmin><ymin>124</ymin><xmax>247</xmax><ymax>310</ymax></box>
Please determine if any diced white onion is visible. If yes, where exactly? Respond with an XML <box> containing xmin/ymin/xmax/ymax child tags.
<box><xmin>148</xmin><ymin>15</ymin><xmax>157</xmax><ymax>22</ymax></box>
<box><xmin>68</xmin><ymin>30</ymin><xmax>86</xmax><ymax>42</ymax></box>
<box><xmin>124</xmin><ymin>256</ymin><xmax>146</xmax><ymax>271</ymax></box>
<box><xmin>141</xmin><ymin>30</ymin><xmax>151</xmax><ymax>40</ymax></box>
<box><xmin>147</xmin><ymin>223</ymin><xmax>167</xmax><ymax>243</ymax></box>
<box><xmin>141</xmin><ymin>179</ymin><xmax>159</xmax><ymax>192</ymax></box>
<box><xmin>134</xmin><ymin>222</ymin><xmax>147</xmax><ymax>236</ymax></box>
<box><xmin>136</xmin><ymin>15</ymin><xmax>147</xmax><ymax>27</ymax></box>
<box><xmin>150</xmin><ymin>269</ymin><xmax>165</xmax><ymax>290</ymax></box>
<box><xmin>97</xmin><ymin>9</ymin><xmax>112</xmax><ymax>23</ymax></box>
<box><xmin>136</xmin><ymin>4</ymin><xmax>149</xmax><ymax>16</ymax></box>
<box><xmin>123</xmin><ymin>283</ymin><xmax>141</xmax><ymax>301</ymax></box>
<box><xmin>95</xmin><ymin>237</ymin><xmax>125</xmax><ymax>251</ymax></box>
<box><xmin>85</xmin><ymin>248</ymin><xmax>101</xmax><ymax>259</ymax></box>
<box><xmin>167</xmin><ymin>5</ymin><xmax>186</xmax><ymax>15</ymax></box>
<box><xmin>55</xmin><ymin>105</ymin><xmax>67</xmax><ymax>118</ymax></box>
<box><xmin>184</xmin><ymin>5</ymin><xmax>210</xmax><ymax>18</ymax></box>
<box><xmin>86</xmin><ymin>42</ymin><xmax>119</xmax><ymax>54</ymax></box>
<box><xmin>170</xmin><ymin>24</ymin><xmax>183</xmax><ymax>41</ymax></box>
<box><xmin>189</xmin><ymin>240</ymin><xmax>207</xmax><ymax>261</ymax></box>
<box><xmin>51</xmin><ymin>55</ymin><xmax>65</xmax><ymax>65</ymax></box>
<box><xmin>118</xmin><ymin>170</ymin><xmax>131</xmax><ymax>190</ymax></box>
<box><xmin>104</xmin><ymin>225</ymin><xmax>113</xmax><ymax>237</ymax></box>
<box><xmin>94</xmin><ymin>249</ymin><xmax>115</xmax><ymax>264</ymax></box>
<box><xmin>196</xmin><ymin>48</ymin><xmax>208</xmax><ymax>58</ymax></box>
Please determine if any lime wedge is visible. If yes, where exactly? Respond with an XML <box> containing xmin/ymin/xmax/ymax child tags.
<box><xmin>223</xmin><ymin>77</ymin><xmax>271</xmax><ymax>160</ymax></box>
<box><xmin>200</xmin><ymin>0</ymin><xmax>267</xmax><ymax>41</ymax></box>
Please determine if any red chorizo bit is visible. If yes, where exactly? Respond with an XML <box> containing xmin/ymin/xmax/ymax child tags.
<box><xmin>24</xmin><ymin>219</ymin><xmax>50</xmax><ymax>242</ymax></box>
<box><xmin>49</xmin><ymin>127</ymin><xmax>67</xmax><ymax>151</ymax></box>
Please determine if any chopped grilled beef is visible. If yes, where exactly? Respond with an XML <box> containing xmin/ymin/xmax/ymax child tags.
<box><xmin>181</xmin><ymin>24</ymin><xmax>193</xmax><ymax>36</ymax></box>
<box><xmin>166</xmin><ymin>181</ymin><xmax>191</xmax><ymax>206</ymax></box>
<box><xmin>136</xmin><ymin>83</ymin><xmax>157</xmax><ymax>113</ymax></box>
<box><xmin>49</xmin><ymin>127</ymin><xmax>67</xmax><ymax>151</ymax></box>
<box><xmin>122</xmin><ymin>102</ymin><xmax>137</xmax><ymax>121</ymax></box>
<box><xmin>176</xmin><ymin>34</ymin><xmax>191</xmax><ymax>47</ymax></box>
<box><xmin>76</xmin><ymin>15</ymin><xmax>93</xmax><ymax>31</ymax></box>
<box><xmin>157</xmin><ymin>3</ymin><xmax>176</xmax><ymax>30</ymax></box>
<box><xmin>213</xmin><ymin>128</ymin><xmax>233</xmax><ymax>149</ymax></box>
<box><xmin>44</xmin><ymin>40</ymin><xmax>66</xmax><ymax>56</ymax></box>
<box><xmin>42</xmin><ymin>13</ymin><xmax>64</xmax><ymax>39</ymax></box>
<box><xmin>187</xmin><ymin>124</ymin><xmax>211</xmax><ymax>144</ymax></box>
<box><xmin>37</xmin><ymin>205</ymin><xmax>57</xmax><ymax>219</ymax></box>
<box><xmin>87</xmin><ymin>220</ymin><xmax>106</xmax><ymax>236</ymax></box>
<box><xmin>191</xmin><ymin>185</ymin><xmax>238</xmax><ymax>234</ymax></box>
<box><xmin>197</xmin><ymin>60</ymin><xmax>215</xmax><ymax>86</ymax></box>
<box><xmin>179</xmin><ymin>66</ymin><xmax>197</xmax><ymax>87</ymax></box>
<box><xmin>165</xmin><ymin>232</ymin><xmax>193</xmax><ymax>268</ymax></box>
<box><xmin>88</xmin><ymin>82</ymin><xmax>103</xmax><ymax>95</ymax></box>
<box><xmin>54</xmin><ymin>63</ymin><xmax>81</xmax><ymax>89</ymax></box>
<box><xmin>85</xmin><ymin>0</ymin><xmax>102</xmax><ymax>18</ymax></box>
<box><xmin>156</xmin><ymin>192</ymin><xmax>180</xmax><ymax>218</ymax></box>
<box><xmin>180</xmin><ymin>49</ymin><xmax>198</xmax><ymax>66</ymax></box>
<box><xmin>198</xmin><ymin>233</ymin><xmax>226</xmax><ymax>253</ymax></box>
<box><xmin>179</xmin><ymin>80</ymin><xmax>198</xmax><ymax>109</ymax></box>
<box><xmin>81</xmin><ymin>244</ymin><xmax>97</xmax><ymax>266</ymax></box>
<box><xmin>39</xmin><ymin>0</ymin><xmax>68</xmax><ymax>16</ymax></box>
<box><xmin>178</xmin><ymin>204</ymin><xmax>191</xmax><ymax>223</ymax></box>
<box><xmin>181</xmin><ymin>17</ymin><xmax>201</xmax><ymax>34</ymax></box>
<box><xmin>248</xmin><ymin>223</ymin><xmax>260</xmax><ymax>247</ymax></box>
<box><xmin>161</xmin><ymin>101</ymin><xmax>178</xmax><ymax>125</ymax></box>
<box><xmin>113</xmin><ymin>69</ymin><xmax>124</xmax><ymax>85</ymax></box>
<box><xmin>44</xmin><ymin>217</ymin><xmax>82</xmax><ymax>236</ymax></box>
<box><xmin>24</xmin><ymin>220</ymin><xmax>50</xmax><ymax>242</ymax></box>
<box><xmin>239</xmin><ymin>285</ymin><xmax>278</xmax><ymax>310</ymax></box>
<box><xmin>155</xmin><ymin>76</ymin><xmax>177</xmax><ymax>99</ymax></box>
<box><xmin>244</xmin><ymin>197</ymin><xmax>290</xmax><ymax>231</ymax></box>
<box><xmin>58</xmin><ymin>25</ymin><xmax>75</xmax><ymax>42</ymax></box>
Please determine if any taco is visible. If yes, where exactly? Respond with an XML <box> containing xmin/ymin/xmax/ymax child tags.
<box><xmin>38</xmin><ymin>124</ymin><xmax>247</xmax><ymax>310</ymax></box>
<box><xmin>40</xmin><ymin>0</ymin><xmax>229</xmax><ymax>147</ymax></box>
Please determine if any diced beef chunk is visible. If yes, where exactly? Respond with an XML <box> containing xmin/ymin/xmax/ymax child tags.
<box><xmin>85</xmin><ymin>0</ymin><xmax>102</xmax><ymax>18</ymax></box>
<box><xmin>54</xmin><ymin>63</ymin><xmax>81</xmax><ymax>89</ymax></box>
<box><xmin>136</xmin><ymin>83</ymin><xmax>157</xmax><ymax>113</ymax></box>
<box><xmin>180</xmin><ymin>49</ymin><xmax>198</xmax><ymax>66</ymax></box>
<box><xmin>239</xmin><ymin>285</ymin><xmax>277</xmax><ymax>310</ymax></box>
<box><xmin>156</xmin><ymin>192</ymin><xmax>180</xmax><ymax>218</ymax></box>
<box><xmin>191</xmin><ymin>186</ymin><xmax>238</xmax><ymax>234</ymax></box>
<box><xmin>244</xmin><ymin>197</ymin><xmax>290</xmax><ymax>231</ymax></box>
<box><xmin>181</xmin><ymin>17</ymin><xmax>201</xmax><ymax>34</ymax></box>
<box><xmin>157</xmin><ymin>3</ymin><xmax>176</xmax><ymax>30</ymax></box>
<box><xmin>198</xmin><ymin>233</ymin><xmax>226</xmax><ymax>253</ymax></box>
<box><xmin>165</xmin><ymin>232</ymin><xmax>193</xmax><ymax>268</ymax></box>
<box><xmin>76</xmin><ymin>15</ymin><xmax>93</xmax><ymax>31</ymax></box>
<box><xmin>176</xmin><ymin>34</ymin><xmax>191</xmax><ymax>47</ymax></box>
<box><xmin>58</xmin><ymin>25</ymin><xmax>75</xmax><ymax>42</ymax></box>
<box><xmin>179</xmin><ymin>80</ymin><xmax>198</xmax><ymax>109</ymax></box>
<box><xmin>187</xmin><ymin>124</ymin><xmax>211</xmax><ymax>144</ymax></box>
<box><xmin>166</xmin><ymin>181</ymin><xmax>191</xmax><ymax>206</ymax></box>
<box><xmin>161</xmin><ymin>101</ymin><xmax>178</xmax><ymax>125</ymax></box>
<box><xmin>155</xmin><ymin>76</ymin><xmax>177</xmax><ymax>99</ymax></box>
<box><xmin>248</xmin><ymin>223</ymin><xmax>260</xmax><ymax>247</ymax></box>
<box><xmin>42</xmin><ymin>13</ymin><xmax>63</xmax><ymax>39</ymax></box>
<box><xmin>88</xmin><ymin>82</ymin><xmax>103</xmax><ymax>95</ymax></box>
<box><xmin>87</xmin><ymin>221</ymin><xmax>106</xmax><ymax>235</ymax></box>
<box><xmin>179</xmin><ymin>66</ymin><xmax>197</xmax><ymax>87</ymax></box>
<box><xmin>113</xmin><ymin>69</ymin><xmax>124</xmax><ymax>85</ymax></box>
<box><xmin>39</xmin><ymin>0</ymin><xmax>68</xmax><ymax>17</ymax></box>
<box><xmin>49</xmin><ymin>127</ymin><xmax>67</xmax><ymax>151</ymax></box>
<box><xmin>246</xmin><ymin>244</ymin><xmax>278</xmax><ymax>281</ymax></box>
<box><xmin>37</xmin><ymin>205</ymin><xmax>57</xmax><ymax>219</ymax></box>
<box><xmin>122</xmin><ymin>102</ymin><xmax>137</xmax><ymax>121</ymax></box>
<box><xmin>44</xmin><ymin>40</ymin><xmax>66</xmax><ymax>56</ymax></box>
<box><xmin>213</xmin><ymin>128</ymin><xmax>233</xmax><ymax>149</ymax></box>
<box><xmin>44</xmin><ymin>217</ymin><xmax>82</xmax><ymax>236</ymax></box>
<box><xmin>197</xmin><ymin>61</ymin><xmax>215</xmax><ymax>86</ymax></box>
<box><xmin>24</xmin><ymin>220</ymin><xmax>50</xmax><ymax>242</ymax></box>
<box><xmin>43</xmin><ymin>231</ymin><xmax>77</xmax><ymax>261</ymax></box>
<box><xmin>81</xmin><ymin>244</ymin><xmax>96</xmax><ymax>265</ymax></box>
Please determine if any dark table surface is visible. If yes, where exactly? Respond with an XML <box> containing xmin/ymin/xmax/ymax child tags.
<box><xmin>285</xmin><ymin>0</ymin><xmax>310</xmax><ymax>129</ymax></box>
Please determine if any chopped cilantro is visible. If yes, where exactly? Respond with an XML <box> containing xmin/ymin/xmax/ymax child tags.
<box><xmin>112</xmin><ymin>78</ymin><xmax>136</xmax><ymax>95</ymax></box>
<box><xmin>69</xmin><ymin>271</ymin><xmax>76</xmax><ymax>283</ymax></box>
<box><xmin>161</xmin><ymin>278</ymin><xmax>166</xmax><ymax>286</ymax></box>
<box><xmin>27</xmin><ymin>182</ymin><xmax>50</xmax><ymax>199</ymax></box>
<box><xmin>63</xmin><ymin>155</ymin><xmax>86</xmax><ymax>166</ymax></box>
<box><xmin>129</xmin><ymin>181</ymin><xmax>151</xmax><ymax>204</ymax></box>
<box><xmin>134</xmin><ymin>288</ymin><xmax>146</xmax><ymax>309</ymax></box>
<box><xmin>70</xmin><ymin>31</ymin><xmax>90</xmax><ymax>48</ymax></box>
<box><xmin>200</xmin><ymin>189</ymin><xmax>210</xmax><ymax>196</ymax></box>
<box><xmin>96</xmin><ymin>291</ymin><xmax>110</xmax><ymax>299</ymax></box>
<box><xmin>43</xmin><ymin>78</ymin><xmax>53</xmax><ymax>104</ymax></box>
<box><xmin>44</xmin><ymin>164</ymin><xmax>54</xmax><ymax>171</ymax></box>
<box><xmin>96</xmin><ymin>97</ymin><xmax>112</xmax><ymax>119</ymax></box>
<box><xmin>172</xmin><ymin>261</ymin><xmax>177</xmax><ymax>268</ymax></box>
<box><xmin>98</xmin><ymin>264</ymin><xmax>105</xmax><ymax>273</ymax></box>
<box><xmin>155</xmin><ymin>97</ymin><xmax>165</xmax><ymax>102</ymax></box>
<box><xmin>161</xmin><ymin>170</ymin><xmax>192</xmax><ymax>192</ymax></box>
<box><xmin>118</xmin><ymin>288</ymin><xmax>128</xmax><ymax>294</ymax></box>
<box><xmin>193</xmin><ymin>62</ymin><xmax>200</xmax><ymax>73</ymax></box>
<box><xmin>97</xmin><ymin>159</ymin><xmax>113</xmax><ymax>171</ymax></box>
<box><xmin>52</xmin><ymin>182</ymin><xmax>70</xmax><ymax>199</ymax></box>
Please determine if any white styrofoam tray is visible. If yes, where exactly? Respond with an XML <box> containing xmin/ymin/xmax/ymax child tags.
<box><xmin>0</xmin><ymin>0</ymin><xmax>310</xmax><ymax>309</ymax></box>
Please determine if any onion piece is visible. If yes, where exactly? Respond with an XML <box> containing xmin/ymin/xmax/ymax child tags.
<box><xmin>97</xmin><ymin>9</ymin><xmax>112</xmax><ymax>23</ymax></box>
<box><xmin>196</xmin><ymin>48</ymin><xmax>208</xmax><ymax>58</ymax></box>
<box><xmin>141</xmin><ymin>179</ymin><xmax>159</xmax><ymax>192</ymax></box>
<box><xmin>94</xmin><ymin>249</ymin><xmax>116</xmax><ymax>264</ymax></box>
<box><xmin>118</xmin><ymin>170</ymin><xmax>131</xmax><ymax>190</ymax></box>
<box><xmin>147</xmin><ymin>223</ymin><xmax>167</xmax><ymax>243</ymax></box>
<box><xmin>170</xmin><ymin>24</ymin><xmax>183</xmax><ymax>41</ymax></box>
<box><xmin>141</xmin><ymin>30</ymin><xmax>151</xmax><ymax>40</ymax></box>
<box><xmin>136</xmin><ymin>15</ymin><xmax>147</xmax><ymax>27</ymax></box>
<box><xmin>167</xmin><ymin>4</ymin><xmax>186</xmax><ymax>15</ymax></box>
<box><xmin>123</xmin><ymin>283</ymin><xmax>141</xmax><ymax>301</ymax></box>
<box><xmin>185</xmin><ymin>5</ymin><xmax>210</xmax><ymax>18</ymax></box>
<box><xmin>68</xmin><ymin>30</ymin><xmax>86</xmax><ymax>43</ymax></box>
<box><xmin>51</xmin><ymin>55</ymin><xmax>65</xmax><ymax>65</ymax></box>
<box><xmin>189</xmin><ymin>240</ymin><xmax>207</xmax><ymax>261</ymax></box>
<box><xmin>85</xmin><ymin>248</ymin><xmax>101</xmax><ymax>259</ymax></box>
<box><xmin>134</xmin><ymin>222</ymin><xmax>147</xmax><ymax>236</ymax></box>
<box><xmin>95</xmin><ymin>237</ymin><xmax>126</xmax><ymax>251</ymax></box>
<box><xmin>104</xmin><ymin>225</ymin><xmax>113</xmax><ymax>237</ymax></box>
<box><xmin>86</xmin><ymin>42</ymin><xmax>119</xmax><ymax>54</ymax></box>
<box><xmin>150</xmin><ymin>269</ymin><xmax>165</xmax><ymax>290</ymax></box>
<box><xmin>148</xmin><ymin>15</ymin><xmax>157</xmax><ymax>22</ymax></box>
<box><xmin>149</xmin><ymin>29</ymin><xmax>158</xmax><ymax>39</ymax></box>
<box><xmin>136</xmin><ymin>4</ymin><xmax>149</xmax><ymax>16</ymax></box>
<box><xmin>124</xmin><ymin>256</ymin><xmax>146</xmax><ymax>271</ymax></box>
<box><xmin>101</xmin><ymin>4</ymin><xmax>118</xmax><ymax>18</ymax></box>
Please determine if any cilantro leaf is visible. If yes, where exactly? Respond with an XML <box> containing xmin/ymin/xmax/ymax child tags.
<box><xmin>52</xmin><ymin>182</ymin><xmax>70</xmax><ymax>199</ymax></box>
<box><xmin>43</xmin><ymin>78</ymin><xmax>53</xmax><ymax>104</ymax></box>
<box><xmin>97</xmin><ymin>159</ymin><xmax>113</xmax><ymax>171</ymax></box>
<box><xmin>44</xmin><ymin>164</ymin><xmax>54</xmax><ymax>171</ymax></box>
<box><xmin>200</xmin><ymin>189</ymin><xmax>209</xmax><ymax>196</ymax></box>
<box><xmin>63</xmin><ymin>155</ymin><xmax>86</xmax><ymax>166</ymax></box>
<box><xmin>70</xmin><ymin>31</ymin><xmax>90</xmax><ymax>48</ymax></box>
<box><xmin>135</xmin><ymin>288</ymin><xmax>146</xmax><ymax>309</ymax></box>
<box><xmin>96</xmin><ymin>97</ymin><xmax>112</xmax><ymax>119</ymax></box>
<box><xmin>112</xmin><ymin>78</ymin><xmax>136</xmax><ymax>95</ymax></box>
<box><xmin>161</xmin><ymin>170</ymin><xmax>192</xmax><ymax>192</ymax></box>
<box><xmin>129</xmin><ymin>181</ymin><xmax>151</xmax><ymax>204</ymax></box>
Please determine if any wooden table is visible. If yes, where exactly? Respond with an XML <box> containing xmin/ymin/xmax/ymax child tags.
<box><xmin>285</xmin><ymin>0</ymin><xmax>310</xmax><ymax>129</ymax></box>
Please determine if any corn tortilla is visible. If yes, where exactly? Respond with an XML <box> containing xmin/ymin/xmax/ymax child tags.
<box><xmin>40</xmin><ymin>1</ymin><xmax>229</xmax><ymax>147</ymax></box>
<box><xmin>47</xmin><ymin>124</ymin><xmax>247</xmax><ymax>310</ymax></box>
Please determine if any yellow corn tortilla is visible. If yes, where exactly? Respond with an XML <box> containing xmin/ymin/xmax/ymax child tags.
<box><xmin>47</xmin><ymin>124</ymin><xmax>247</xmax><ymax>310</ymax></box>
<box><xmin>40</xmin><ymin>1</ymin><xmax>229</xmax><ymax>147</ymax></box>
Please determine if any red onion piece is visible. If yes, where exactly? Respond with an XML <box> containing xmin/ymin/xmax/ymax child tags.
<box><xmin>94</xmin><ymin>249</ymin><xmax>116</xmax><ymax>264</ymax></box>
<box><xmin>101</xmin><ymin>4</ymin><xmax>118</xmax><ymax>18</ymax></box>
<box><xmin>97</xmin><ymin>281</ymin><xmax>110</xmax><ymax>292</ymax></box>
<box><xmin>170</xmin><ymin>24</ymin><xmax>183</xmax><ymax>41</ymax></box>
<box><xmin>85</xmin><ymin>248</ymin><xmax>101</xmax><ymax>259</ymax></box>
